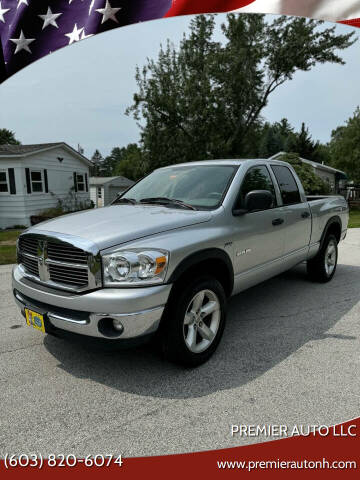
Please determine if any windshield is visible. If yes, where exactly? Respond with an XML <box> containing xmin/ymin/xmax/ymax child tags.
<box><xmin>119</xmin><ymin>165</ymin><xmax>237</xmax><ymax>209</ymax></box>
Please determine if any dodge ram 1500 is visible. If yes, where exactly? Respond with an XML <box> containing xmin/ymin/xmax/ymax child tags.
<box><xmin>12</xmin><ymin>159</ymin><xmax>349</xmax><ymax>365</ymax></box>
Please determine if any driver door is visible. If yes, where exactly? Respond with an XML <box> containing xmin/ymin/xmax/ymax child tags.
<box><xmin>230</xmin><ymin>165</ymin><xmax>286</xmax><ymax>277</ymax></box>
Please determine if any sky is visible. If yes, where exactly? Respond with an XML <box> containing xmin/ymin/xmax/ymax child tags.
<box><xmin>0</xmin><ymin>13</ymin><xmax>359</xmax><ymax>159</ymax></box>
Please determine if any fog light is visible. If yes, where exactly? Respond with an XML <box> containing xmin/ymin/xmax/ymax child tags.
<box><xmin>113</xmin><ymin>318</ymin><xmax>124</xmax><ymax>333</ymax></box>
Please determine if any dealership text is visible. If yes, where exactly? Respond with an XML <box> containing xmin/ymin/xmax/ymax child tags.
<box><xmin>230</xmin><ymin>424</ymin><xmax>357</xmax><ymax>438</ymax></box>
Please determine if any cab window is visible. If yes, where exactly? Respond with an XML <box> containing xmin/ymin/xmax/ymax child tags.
<box><xmin>271</xmin><ymin>165</ymin><xmax>302</xmax><ymax>205</ymax></box>
<box><xmin>235</xmin><ymin>166</ymin><xmax>277</xmax><ymax>210</ymax></box>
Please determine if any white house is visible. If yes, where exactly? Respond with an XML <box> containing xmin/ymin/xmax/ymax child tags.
<box><xmin>90</xmin><ymin>176</ymin><xmax>134</xmax><ymax>208</ymax></box>
<box><xmin>269</xmin><ymin>152</ymin><xmax>347</xmax><ymax>193</ymax></box>
<box><xmin>0</xmin><ymin>142</ymin><xmax>92</xmax><ymax>229</ymax></box>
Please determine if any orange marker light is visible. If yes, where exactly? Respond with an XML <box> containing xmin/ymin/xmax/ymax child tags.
<box><xmin>155</xmin><ymin>256</ymin><xmax>167</xmax><ymax>275</ymax></box>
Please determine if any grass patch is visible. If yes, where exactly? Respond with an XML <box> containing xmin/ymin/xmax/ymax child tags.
<box><xmin>0</xmin><ymin>229</ymin><xmax>23</xmax><ymax>242</ymax></box>
<box><xmin>0</xmin><ymin>245</ymin><xmax>17</xmax><ymax>265</ymax></box>
<box><xmin>349</xmin><ymin>208</ymin><xmax>360</xmax><ymax>228</ymax></box>
<box><xmin>0</xmin><ymin>230</ymin><xmax>23</xmax><ymax>265</ymax></box>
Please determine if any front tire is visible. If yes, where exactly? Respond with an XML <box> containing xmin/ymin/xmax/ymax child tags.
<box><xmin>307</xmin><ymin>234</ymin><xmax>338</xmax><ymax>283</ymax></box>
<box><xmin>161</xmin><ymin>276</ymin><xmax>227</xmax><ymax>366</ymax></box>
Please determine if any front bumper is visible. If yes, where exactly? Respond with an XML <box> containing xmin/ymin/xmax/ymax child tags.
<box><xmin>12</xmin><ymin>265</ymin><xmax>172</xmax><ymax>341</ymax></box>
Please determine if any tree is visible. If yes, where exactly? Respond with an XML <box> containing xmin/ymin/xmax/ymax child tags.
<box><xmin>311</xmin><ymin>142</ymin><xmax>332</xmax><ymax>165</ymax></box>
<box><xmin>0</xmin><ymin>128</ymin><xmax>21</xmax><ymax>145</ymax></box>
<box><xmin>278</xmin><ymin>152</ymin><xmax>330</xmax><ymax>195</ymax></box>
<box><xmin>102</xmin><ymin>144</ymin><xmax>143</xmax><ymax>177</ymax></box>
<box><xmin>127</xmin><ymin>14</ymin><xmax>355</xmax><ymax>169</ymax></box>
<box><xmin>258</xmin><ymin>118</ymin><xmax>295</xmax><ymax>157</ymax></box>
<box><xmin>112</xmin><ymin>144</ymin><xmax>147</xmax><ymax>180</ymax></box>
<box><xmin>257</xmin><ymin>119</ymin><xmax>331</xmax><ymax>164</ymax></box>
<box><xmin>329</xmin><ymin>107</ymin><xmax>360</xmax><ymax>183</ymax></box>
<box><xmin>275</xmin><ymin>118</ymin><xmax>294</xmax><ymax>139</ymax></box>
<box><xmin>103</xmin><ymin>147</ymin><xmax>124</xmax><ymax>175</ymax></box>
<box><xmin>285</xmin><ymin>122</ymin><xmax>320</xmax><ymax>160</ymax></box>
<box><xmin>90</xmin><ymin>149</ymin><xmax>104</xmax><ymax>176</ymax></box>
<box><xmin>258</xmin><ymin>124</ymin><xmax>283</xmax><ymax>157</ymax></box>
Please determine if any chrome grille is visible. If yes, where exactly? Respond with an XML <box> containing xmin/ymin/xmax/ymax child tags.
<box><xmin>17</xmin><ymin>233</ymin><xmax>101</xmax><ymax>292</ymax></box>
<box><xmin>19</xmin><ymin>254</ymin><xmax>39</xmax><ymax>277</ymax></box>
<box><xmin>19</xmin><ymin>236</ymin><xmax>38</xmax><ymax>256</ymax></box>
<box><xmin>47</xmin><ymin>241</ymin><xmax>88</xmax><ymax>265</ymax></box>
<box><xmin>48</xmin><ymin>264</ymin><xmax>88</xmax><ymax>287</ymax></box>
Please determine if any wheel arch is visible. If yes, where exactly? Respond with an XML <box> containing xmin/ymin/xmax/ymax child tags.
<box><xmin>320</xmin><ymin>216</ymin><xmax>342</xmax><ymax>247</ymax></box>
<box><xmin>167</xmin><ymin>248</ymin><xmax>234</xmax><ymax>298</ymax></box>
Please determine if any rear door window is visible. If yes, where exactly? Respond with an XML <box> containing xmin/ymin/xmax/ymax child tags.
<box><xmin>271</xmin><ymin>165</ymin><xmax>302</xmax><ymax>205</ymax></box>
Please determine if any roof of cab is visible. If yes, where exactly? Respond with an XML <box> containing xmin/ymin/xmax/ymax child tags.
<box><xmin>159</xmin><ymin>158</ymin><xmax>289</xmax><ymax>168</ymax></box>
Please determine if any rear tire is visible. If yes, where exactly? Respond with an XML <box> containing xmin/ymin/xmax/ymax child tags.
<box><xmin>307</xmin><ymin>234</ymin><xmax>338</xmax><ymax>283</ymax></box>
<box><xmin>161</xmin><ymin>276</ymin><xmax>227</xmax><ymax>367</ymax></box>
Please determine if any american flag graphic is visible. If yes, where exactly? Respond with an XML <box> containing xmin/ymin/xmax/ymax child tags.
<box><xmin>0</xmin><ymin>0</ymin><xmax>359</xmax><ymax>84</ymax></box>
<box><xmin>0</xmin><ymin>0</ymin><xmax>172</xmax><ymax>83</ymax></box>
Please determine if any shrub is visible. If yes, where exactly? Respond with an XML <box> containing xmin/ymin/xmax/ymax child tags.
<box><xmin>277</xmin><ymin>153</ymin><xmax>331</xmax><ymax>195</ymax></box>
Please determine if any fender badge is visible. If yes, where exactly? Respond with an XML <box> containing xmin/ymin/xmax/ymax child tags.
<box><xmin>236</xmin><ymin>249</ymin><xmax>252</xmax><ymax>257</ymax></box>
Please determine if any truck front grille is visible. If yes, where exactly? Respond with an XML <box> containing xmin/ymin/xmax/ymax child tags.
<box><xmin>19</xmin><ymin>254</ymin><xmax>39</xmax><ymax>277</ymax></box>
<box><xmin>48</xmin><ymin>264</ymin><xmax>89</xmax><ymax>287</ymax></box>
<box><xmin>17</xmin><ymin>233</ymin><xmax>101</xmax><ymax>292</ymax></box>
<box><xmin>18</xmin><ymin>236</ymin><xmax>38</xmax><ymax>256</ymax></box>
<box><xmin>47</xmin><ymin>241</ymin><xmax>88</xmax><ymax>265</ymax></box>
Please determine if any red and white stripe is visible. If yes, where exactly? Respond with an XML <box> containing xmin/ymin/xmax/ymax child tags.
<box><xmin>166</xmin><ymin>1</ymin><xmax>360</xmax><ymax>27</ymax></box>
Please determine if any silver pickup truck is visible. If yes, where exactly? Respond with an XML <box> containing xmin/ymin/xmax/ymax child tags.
<box><xmin>12</xmin><ymin>159</ymin><xmax>349</xmax><ymax>366</ymax></box>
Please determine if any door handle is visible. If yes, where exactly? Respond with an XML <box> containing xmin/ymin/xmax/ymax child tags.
<box><xmin>272</xmin><ymin>218</ymin><xmax>284</xmax><ymax>226</ymax></box>
<box><xmin>301</xmin><ymin>211</ymin><xmax>310</xmax><ymax>218</ymax></box>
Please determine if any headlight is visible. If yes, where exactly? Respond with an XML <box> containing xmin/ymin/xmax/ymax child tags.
<box><xmin>102</xmin><ymin>249</ymin><xmax>169</xmax><ymax>286</ymax></box>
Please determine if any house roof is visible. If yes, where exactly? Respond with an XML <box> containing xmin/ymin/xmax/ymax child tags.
<box><xmin>0</xmin><ymin>143</ymin><xmax>63</xmax><ymax>155</ymax></box>
<box><xmin>269</xmin><ymin>152</ymin><xmax>347</xmax><ymax>177</ymax></box>
<box><xmin>0</xmin><ymin>142</ymin><xmax>92</xmax><ymax>167</ymax></box>
<box><xmin>89</xmin><ymin>176</ymin><xmax>134</xmax><ymax>187</ymax></box>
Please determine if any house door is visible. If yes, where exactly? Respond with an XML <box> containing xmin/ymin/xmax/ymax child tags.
<box><xmin>97</xmin><ymin>187</ymin><xmax>104</xmax><ymax>207</ymax></box>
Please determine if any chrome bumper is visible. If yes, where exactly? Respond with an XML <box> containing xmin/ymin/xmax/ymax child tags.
<box><xmin>12</xmin><ymin>265</ymin><xmax>171</xmax><ymax>340</ymax></box>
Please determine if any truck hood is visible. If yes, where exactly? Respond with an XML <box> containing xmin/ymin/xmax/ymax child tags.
<box><xmin>29</xmin><ymin>204</ymin><xmax>212</xmax><ymax>250</ymax></box>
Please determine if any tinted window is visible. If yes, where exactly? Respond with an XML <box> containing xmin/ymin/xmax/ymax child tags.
<box><xmin>236</xmin><ymin>166</ymin><xmax>277</xmax><ymax>210</ymax></box>
<box><xmin>271</xmin><ymin>166</ymin><xmax>301</xmax><ymax>205</ymax></box>
<box><xmin>121</xmin><ymin>165</ymin><xmax>237</xmax><ymax>209</ymax></box>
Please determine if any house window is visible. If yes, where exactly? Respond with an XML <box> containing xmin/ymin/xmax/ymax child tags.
<box><xmin>30</xmin><ymin>170</ymin><xmax>43</xmax><ymax>193</ymax></box>
<box><xmin>97</xmin><ymin>187</ymin><xmax>102</xmax><ymax>198</ymax></box>
<box><xmin>0</xmin><ymin>170</ymin><xmax>8</xmax><ymax>193</ymax></box>
<box><xmin>76</xmin><ymin>173</ymin><xmax>85</xmax><ymax>192</ymax></box>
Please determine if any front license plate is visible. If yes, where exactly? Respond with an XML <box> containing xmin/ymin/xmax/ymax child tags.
<box><xmin>25</xmin><ymin>308</ymin><xmax>45</xmax><ymax>333</ymax></box>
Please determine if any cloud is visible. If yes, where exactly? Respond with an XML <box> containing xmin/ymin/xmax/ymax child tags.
<box><xmin>0</xmin><ymin>14</ymin><xmax>358</xmax><ymax>157</ymax></box>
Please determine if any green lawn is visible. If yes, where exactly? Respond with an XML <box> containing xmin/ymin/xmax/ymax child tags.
<box><xmin>349</xmin><ymin>208</ymin><xmax>360</xmax><ymax>228</ymax></box>
<box><xmin>0</xmin><ymin>230</ymin><xmax>23</xmax><ymax>265</ymax></box>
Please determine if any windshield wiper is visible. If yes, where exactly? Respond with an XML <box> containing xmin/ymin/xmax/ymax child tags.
<box><xmin>139</xmin><ymin>197</ymin><xmax>197</xmax><ymax>211</ymax></box>
<box><xmin>112</xmin><ymin>197</ymin><xmax>137</xmax><ymax>205</ymax></box>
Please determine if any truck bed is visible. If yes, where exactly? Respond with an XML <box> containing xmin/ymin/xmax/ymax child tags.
<box><xmin>306</xmin><ymin>195</ymin><xmax>345</xmax><ymax>202</ymax></box>
<box><xmin>306</xmin><ymin>195</ymin><xmax>349</xmax><ymax>246</ymax></box>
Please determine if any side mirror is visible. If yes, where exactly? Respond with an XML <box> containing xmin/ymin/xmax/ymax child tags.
<box><xmin>233</xmin><ymin>190</ymin><xmax>273</xmax><ymax>216</ymax></box>
<box><xmin>245</xmin><ymin>190</ymin><xmax>273</xmax><ymax>212</ymax></box>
